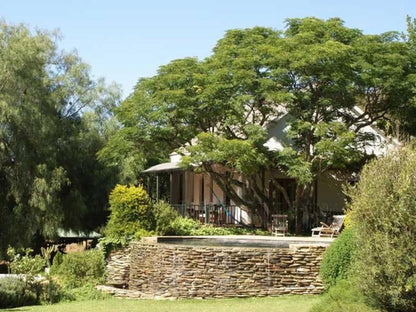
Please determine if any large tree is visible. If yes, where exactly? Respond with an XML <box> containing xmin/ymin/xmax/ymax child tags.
<box><xmin>105</xmin><ymin>18</ymin><xmax>416</xmax><ymax>232</ymax></box>
<box><xmin>0</xmin><ymin>22</ymin><xmax>120</xmax><ymax>256</ymax></box>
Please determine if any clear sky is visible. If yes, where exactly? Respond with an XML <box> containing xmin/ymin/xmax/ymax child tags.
<box><xmin>1</xmin><ymin>0</ymin><xmax>415</xmax><ymax>98</ymax></box>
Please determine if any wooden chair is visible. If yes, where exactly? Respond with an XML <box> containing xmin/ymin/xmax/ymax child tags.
<box><xmin>311</xmin><ymin>215</ymin><xmax>345</xmax><ymax>238</ymax></box>
<box><xmin>272</xmin><ymin>214</ymin><xmax>288</xmax><ymax>236</ymax></box>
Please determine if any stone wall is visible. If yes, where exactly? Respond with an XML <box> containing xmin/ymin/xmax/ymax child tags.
<box><xmin>106</xmin><ymin>246</ymin><xmax>131</xmax><ymax>288</ymax></box>
<box><xmin>105</xmin><ymin>241</ymin><xmax>327</xmax><ymax>299</ymax></box>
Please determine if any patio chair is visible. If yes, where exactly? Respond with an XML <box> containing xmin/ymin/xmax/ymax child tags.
<box><xmin>272</xmin><ymin>214</ymin><xmax>288</xmax><ymax>237</ymax></box>
<box><xmin>311</xmin><ymin>215</ymin><xmax>345</xmax><ymax>238</ymax></box>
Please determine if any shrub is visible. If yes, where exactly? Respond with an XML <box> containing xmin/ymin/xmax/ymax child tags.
<box><xmin>50</xmin><ymin>249</ymin><xmax>105</xmax><ymax>288</ymax></box>
<box><xmin>66</xmin><ymin>284</ymin><xmax>110</xmax><ymax>301</ymax></box>
<box><xmin>319</xmin><ymin>227</ymin><xmax>356</xmax><ymax>288</ymax></box>
<box><xmin>165</xmin><ymin>217</ymin><xmax>201</xmax><ymax>235</ymax></box>
<box><xmin>38</xmin><ymin>280</ymin><xmax>67</xmax><ymax>304</ymax></box>
<box><xmin>134</xmin><ymin>228</ymin><xmax>155</xmax><ymax>240</ymax></box>
<box><xmin>192</xmin><ymin>224</ymin><xmax>270</xmax><ymax>236</ymax></box>
<box><xmin>153</xmin><ymin>201</ymin><xmax>180</xmax><ymax>235</ymax></box>
<box><xmin>105</xmin><ymin>184</ymin><xmax>154</xmax><ymax>238</ymax></box>
<box><xmin>7</xmin><ymin>247</ymin><xmax>46</xmax><ymax>277</ymax></box>
<box><xmin>310</xmin><ymin>279</ymin><xmax>379</xmax><ymax>312</ymax></box>
<box><xmin>191</xmin><ymin>224</ymin><xmax>233</xmax><ymax>236</ymax></box>
<box><xmin>349</xmin><ymin>148</ymin><xmax>416</xmax><ymax>312</ymax></box>
<box><xmin>98</xmin><ymin>236</ymin><xmax>130</xmax><ymax>258</ymax></box>
<box><xmin>163</xmin><ymin>216</ymin><xmax>271</xmax><ymax>236</ymax></box>
<box><xmin>0</xmin><ymin>276</ymin><xmax>38</xmax><ymax>308</ymax></box>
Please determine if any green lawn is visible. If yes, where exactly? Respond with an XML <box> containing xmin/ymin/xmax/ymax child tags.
<box><xmin>4</xmin><ymin>296</ymin><xmax>319</xmax><ymax>312</ymax></box>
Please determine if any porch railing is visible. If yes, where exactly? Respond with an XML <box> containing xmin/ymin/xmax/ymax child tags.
<box><xmin>270</xmin><ymin>202</ymin><xmax>342</xmax><ymax>233</ymax></box>
<box><xmin>171</xmin><ymin>204</ymin><xmax>243</xmax><ymax>226</ymax></box>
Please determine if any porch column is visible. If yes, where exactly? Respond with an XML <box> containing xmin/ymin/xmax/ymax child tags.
<box><xmin>156</xmin><ymin>175</ymin><xmax>159</xmax><ymax>201</ymax></box>
<box><xmin>170</xmin><ymin>172</ymin><xmax>173</xmax><ymax>203</ymax></box>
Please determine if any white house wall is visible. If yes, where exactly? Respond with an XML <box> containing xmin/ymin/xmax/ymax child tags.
<box><xmin>264</xmin><ymin>110</ymin><xmax>396</xmax><ymax>157</ymax></box>
<box><xmin>264</xmin><ymin>114</ymin><xmax>292</xmax><ymax>151</ymax></box>
<box><xmin>317</xmin><ymin>174</ymin><xmax>346</xmax><ymax>213</ymax></box>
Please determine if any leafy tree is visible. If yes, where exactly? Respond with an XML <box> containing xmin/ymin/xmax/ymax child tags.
<box><xmin>374</xmin><ymin>16</ymin><xmax>416</xmax><ymax>141</ymax></box>
<box><xmin>104</xmin><ymin>18</ymin><xmax>416</xmax><ymax>232</ymax></box>
<box><xmin>98</xmin><ymin>57</ymin><xmax>206</xmax><ymax>183</ymax></box>
<box><xmin>57</xmin><ymin>110</ymin><xmax>120</xmax><ymax>232</ymax></box>
<box><xmin>0</xmin><ymin>21</ymin><xmax>121</xmax><ymax>257</ymax></box>
<box><xmin>349</xmin><ymin>147</ymin><xmax>416</xmax><ymax>312</ymax></box>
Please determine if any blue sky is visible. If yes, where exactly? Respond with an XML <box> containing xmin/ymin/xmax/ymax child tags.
<box><xmin>1</xmin><ymin>0</ymin><xmax>415</xmax><ymax>98</ymax></box>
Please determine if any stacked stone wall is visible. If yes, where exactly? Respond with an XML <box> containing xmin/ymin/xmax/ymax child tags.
<box><xmin>105</xmin><ymin>241</ymin><xmax>326</xmax><ymax>299</ymax></box>
<box><xmin>106</xmin><ymin>246</ymin><xmax>131</xmax><ymax>288</ymax></box>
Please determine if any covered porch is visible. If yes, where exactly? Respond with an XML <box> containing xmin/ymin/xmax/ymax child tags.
<box><xmin>142</xmin><ymin>153</ymin><xmax>248</xmax><ymax>226</ymax></box>
<box><xmin>142</xmin><ymin>153</ymin><xmax>346</xmax><ymax>231</ymax></box>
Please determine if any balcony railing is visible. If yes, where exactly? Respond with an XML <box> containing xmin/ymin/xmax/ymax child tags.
<box><xmin>171</xmin><ymin>204</ymin><xmax>242</xmax><ymax>226</ymax></box>
<box><xmin>170</xmin><ymin>202</ymin><xmax>341</xmax><ymax>231</ymax></box>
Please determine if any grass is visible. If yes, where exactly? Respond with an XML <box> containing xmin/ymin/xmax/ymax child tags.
<box><xmin>4</xmin><ymin>296</ymin><xmax>319</xmax><ymax>312</ymax></box>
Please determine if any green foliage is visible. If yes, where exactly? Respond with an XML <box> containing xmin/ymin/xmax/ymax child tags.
<box><xmin>106</xmin><ymin>17</ymin><xmax>416</xmax><ymax>232</ymax></box>
<box><xmin>183</xmin><ymin>133</ymin><xmax>267</xmax><ymax>174</ymax></box>
<box><xmin>191</xmin><ymin>224</ymin><xmax>270</xmax><ymax>236</ymax></box>
<box><xmin>153</xmin><ymin>201</ymin><xmax>180</xmax><ymax>235</ymax></box>
<box><xmin>98</xmin><ymin>236</ymin><xmax>131</xmax><ymax>258</ymax></box>
<box><xmin>191</xmin><ymin>225</ymin><xmax>240</xmax><ymax>236</ymax></box>
<box><xmin>65</xmin><ymin>284</ymin><xmax>110</xmax><ymax>302</ymax></box>
<box><xmin>38</xmin><ymin>280</ymin><xmax>68</xmax><ymax>305</ymax></box>
<box><xmin>133</xmin><ymin>228</ymin><xmax>155</xmax><ymax>240</ymax></box>
<box><xmin>0</xmin><ymin>277</ymin><xmax>38</xmax><ymax>308</ymax></box>
<box><xmin>105</xmin><ymin>184</ymin><xmax>154</xmax><ymax>238</ymax></box>
<box><xmin>320</xmin><ymin>228</ymin><xmax>356</xmax><ymax>288</ymax></box>
<box><xmin>0</xmin><ymin>21</ymin><xmax>121</xmax><ymax>256</ymax></box>
<box><xmin>7</xmin><ymin>247</ymin><xmax>46</xmax><ymax>277</ymax></box>
<box><xmin>50</xmin><ymin>250</ymin><xmax>105</xmax><ymax>288</ymax></box>
<box><xmin>163</xmin><ymin>216</ymin><xmax>270</xmax><ymax>236</ymax></box>
<box><xmin>310</xmin><ymin>279</ymin><xmax>379</xmax><ymax>312</ymax></box>
<box><xmin>52</xmin><ymin>250</ymin><xmax>64</xmax><ymax>267</ymax></box>
<box><xmin>164</xmin><ymin>217</ymin><xmax>201</xmax><ymax>236</ymax></box>
<box><xmin>41</xmin><ymin>246</ymin><xmax>55</xmax><ymax>268</ymax></box>
<box><xmin>4</xmin><ymin>247</ymin><xmax>69</xmax><ymax>305</ymax></box>
<box><xmin>349</xmin><ymin>148</ymin><xmax>416</xmax><ymax>312</ymax></box>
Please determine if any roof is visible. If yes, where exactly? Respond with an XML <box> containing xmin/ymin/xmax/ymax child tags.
<box><xmin>57</xmin><ymin>229</ymin><xmax>102</xmax><ymax>239</ymax></box>
<box><xmin>142</xmin><ymin>161</ymin><xmax>182</xmax><ymax>173</ymax></box>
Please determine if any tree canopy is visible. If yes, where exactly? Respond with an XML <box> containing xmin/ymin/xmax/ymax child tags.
<box><xmin>103</xmin><ymin>17</ymin><xmax>416</xmax><ymax>232</ymax></box>
<box><xmin>0</xmin><ymin>21</ymin><xmax>121</xmax><ymax>256</ymax></box>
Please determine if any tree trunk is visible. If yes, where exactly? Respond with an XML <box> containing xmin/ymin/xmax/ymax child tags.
<box><xmin>294</xmin><ymin>182</ymin><xmax>314</xmax><ymax>235</ymax></box>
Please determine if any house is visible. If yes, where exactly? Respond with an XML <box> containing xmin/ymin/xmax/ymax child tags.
<box><xmin>142</xmin><ymin>107</ymin><xmax>397</xmax><ymax>230</ymax></box>
<box><xmin>143</xmin><ymin>152</ymin><xmax>250</xmax><ymax>226</ymax></box>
